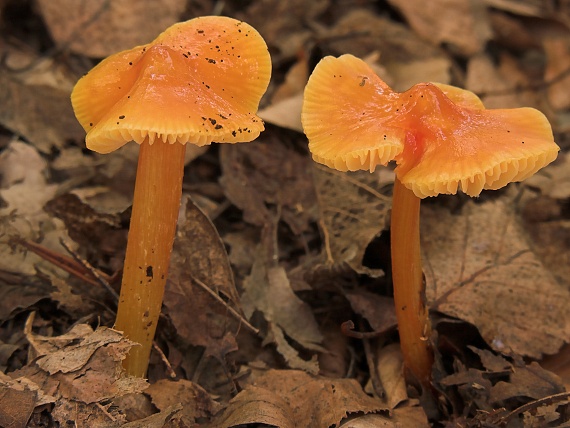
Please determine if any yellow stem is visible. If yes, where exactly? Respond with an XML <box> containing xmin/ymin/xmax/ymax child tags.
<box><xmin>114</xmin><ymin>140</ymin><xmax>186</xmax><ymax>377</ymax></box>
<box><xmin>391</xmin><ymin>177</ymin><xmax>433</xmax><ymax>387</ymax></box>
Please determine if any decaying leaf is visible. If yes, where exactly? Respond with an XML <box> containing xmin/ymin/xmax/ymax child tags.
<box><xmin>424</xmin><ymin>199</ymin><xmax>570</xmax><ymax>358</ymax></box>
<box><xmin>313</xmin><ymin>164</ymin><xmax>393</xmax><ymax>276</ymax></box>
<box><xmin>220</xmin><ymin>139</ymin><xmax>317</xmax><ymax>235</ymax></box>
<box><xmin>345</xmin><ymin>291</ymin><xmax>398</xmax><ymax>334</ymax></box>
<box><xmin>0</xmin><ymin>73</ymin><xmax>84</xmax><ymax>153</ymax></box>
<box><xmin>145</xmin><ymin>379</ymin><xmax>221</xmax><ymax>427</ymax></box>
<box><xmin>213</xmin><ymin>369</ymin><xmax>388</xmax><ymax>428</ymax></box>
<box><xmin>387</xmin><ymin>0</ymin><xmax>492</xmax><ymax>56</ymax></box>
<box><xmin>242</xmin><ymin>242</ymin><xmax>324</xmax><ymax>374</ymax></box>
<box><xmin>375</xmin><ymin>343</ymin><xmax>408</xmax><ymax>409</ymax></box>
<box><xmin>165</xmin><ymin>198</ymin><xmax>242</xmax><ymax>361</ymax></box>
<box><xmin>36</xmin><ymin>0</ymin><xmax>187</xmax><ymax>58</ymax></box>
<box><xmin>0</xmin><ymin>141</ymin><xmax>71</xmax><ymax>277</ymax></box>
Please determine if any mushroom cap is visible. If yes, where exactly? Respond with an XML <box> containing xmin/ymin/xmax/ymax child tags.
<box><xmin>302</xmin><ymin>54</ymin><xmax>559</xmax><ymax>198</ymax></box>
<box><xmin>71</xmin><ymin>16</ymin><xmax>271</xmax><ymax>154</ymax></box>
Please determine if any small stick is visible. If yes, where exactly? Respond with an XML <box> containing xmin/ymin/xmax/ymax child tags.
<box><xmin>152</xmin><ymin>341</ymin><xmax>176</xmax><ymax>379</ymax></box>
<box><xmin>191</xmin><ymin>275</ymin><xmax>259</xmax><ymax>335</ymax></box>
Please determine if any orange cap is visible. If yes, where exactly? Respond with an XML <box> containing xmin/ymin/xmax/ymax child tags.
<box><xmin>72</xmin><ymin>16</ymin><xmax>271</xmax><ymax>154</ymax></box>
<box><xmin>302</xmin><ymin>54</ymin><xmax>559</xmax><ymax>197</ymax></box>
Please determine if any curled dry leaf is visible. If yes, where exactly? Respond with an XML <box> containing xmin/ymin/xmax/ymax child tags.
<box><xmin>313</xmin><ymin>164</ymin><xmax>393</xmax><ymax>276</ymax></box>
<box><xmin>424</xmin><ymin>199</ymin><xmax>570</xmax><ymax>358</ymax></box>
<box><xmin>213</xmin><ymin>369</ymin><xmax>387</xmax><ymax>428</ymax></box>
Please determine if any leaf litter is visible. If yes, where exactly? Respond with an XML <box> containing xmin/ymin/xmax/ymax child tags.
<box><xmin>0</xmin><ymin>0</ymin><xmax>569</xmax><ymax>426</ymax></box>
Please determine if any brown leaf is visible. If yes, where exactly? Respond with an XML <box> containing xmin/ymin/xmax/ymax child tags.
<box><xmin>36</xmin><ymin>0</ymin><xmax>187</xmax><ymax>58</ymax></box>
<box><xmin>165</xmin><ymin>198</ymin><xmax>241</xmax><ymax>360</ymax></box>
<box><xmin>122</xmin><ymin>404</ymin><xmax>183</xmax><ymax>428</ymax></box>
<box><xmin>242</xmin><ymin>242</ymin><xmax>323</xmax><ymax>373</ymax></box>
<box><xmin>145</xmin><ymin>379</ymin><xmax>221</xmax><ymax>426</ymax></box>
<box><xmin>210</xmin><ymin>385</ymin><xmax>295</xmax><ymax>428</ymax></box>
<box><xmin>213</xmin><ymin>369</ymin><xmax>387</xmax><ymax>427</ymax></box>
<box><xmin>219</xmin><ymin>139</ymin><xmax>317</xmax><ymax>235</ymax></box>
<box><xmin>375</xmin><ymin>343</ymin><xmax>408</xmax><ymax>409</ymax></box>
<box><xmin>0</xmin><ymin>384</ymin><xmax>37</xmax><ymax>428</ymax></box>
<box><xmin>0</xmin><ymin>73</ymin><xmax>84</xmax><ymax>153</ymax></box>
<box><xmin>338</xmin><ymin>406</ymin><xmax>429</xmax><ymax>428</ymax></box>
<box><xmin>424</xmin><ymin>199</ymin><xmax>570</xmax><ymax>358</ymax></box>
<box><xmin>313</xmin><ymin>164</ymin><xmax>393</xmax><ymax>276</ymax></box>
<box><xmin>345</xmin><ymin>291</ymin><xmax>397</xmax><ymax>334</ymax></box>
<box><xmin>490</xmin><ymin>361</ymin><xmax>565</xmax><ymax>404</ymax></box>
<box><xmin>387</xmin><ymin>0</ymin><xmax>492</xmax><ymax>55</ymax></box>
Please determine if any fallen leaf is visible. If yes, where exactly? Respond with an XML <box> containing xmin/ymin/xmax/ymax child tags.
<box><xmin>345</xmin><ymin>291</ymin><xmax>397</xmax><ymax>334</ymax></box>
<box><xmin>387</xmin><ymin>0</ymin><xmax>492</xmax><ymax>55</ymax></box>
<box><xmin>36</xmin><ymin>0</ymin><xmax>187</xmax><ymax>58</ymax></box>
<box><xmin>219</xmin><ymin>138</ymin><xmax>317</xmax><ymax>235</ymax></box>
<box><xmin>424</xmin><ymin>199</ymin><xmax>570</xmax><ymax>358</ymax></box>
<box><xmin>209</xmin><ymin>385</ymin><xmax>294</xmax><ymax>428</ymax></box>
<box><xmin>313</xmin><ymin>164</ymin><xmax>393</xmax><ymax>276</ymax></box>
<box><xmin>213</xmin><ymin>369</ymin><xmax>388</xmax><ymax>428</ymax></box>
<box><xmin>0</xmin><ymin>73</ymin><xmax>84</xmax><ymax>153</ymax></box>
<box><xmin>0</xmin><ymin>383</ymin><xmax>37</xmax><ymax>428</ymax></box>
<box><xmin>145</xmin><ymin>379</ymin><xmax>221</xmax><ymax>426</ymax></box>
<box><xmin>375</xmin><ymin>343</ymin><xmax>408</xmax><ymax>409</ymax></box>
<box><xmin>165</xmin><ymin>198</ymin><xmax>241</xmax><ymax>363</ymax></box>
<box><xmin>122</xmin><ymin>404</ymin><xmax>183</xmax><ymax>428</ymax></box>
<box><xmin>490</xmin><ymin>362</ymin><xmax>565</xmax><ymax>404</ymax></box>
<box><xmin>242</xmin><ymin>241</ymin><xmax>323</xmax><ymax>374</ymax></box>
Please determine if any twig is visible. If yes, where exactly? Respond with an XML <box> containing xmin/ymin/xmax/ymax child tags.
<box><xmin>59</xmin><ymin>238</ymin><xmax>120</xmax><ymax>303</ymax></box>
<box><xmin>152</xmin><ymin>342</ymin><xmax>177</xmax><ymax>379</ymax></box>
<box><xmin>191</xmin><ymin>275</ymin><xmax>259</xmax><ymax>335</ymax></box>
<box><xmin>341</xmin><ymin>320</ymin><xmax>384</xmax><ymax>339</ymax></box>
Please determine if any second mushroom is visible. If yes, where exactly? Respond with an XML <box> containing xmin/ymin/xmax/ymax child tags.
<box><xmin>302</xmin><ymin>54</ymin><xmax>559</xmax><ymax>389</ymax></box>
<box><xmin>71</xmin><ymin>16</ymin><xmax>271</xmax><ymax>377</ymax></box>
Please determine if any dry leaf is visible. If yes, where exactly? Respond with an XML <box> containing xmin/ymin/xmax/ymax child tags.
<box><xmin>375</xmin><ymin>343</ymin><xmax>408</xmax><ymax>409</ymax></box>
<box><xmin>490</xmin><ymin>361</ymin><xmax>565</xmax><ymax>404</ymax></box>
<box><xmin>242</xmin><ymin>242</ymin><xmax>323</xmax><ymax>373</ymax></box>
<box><xmin>165</xmin><ymin>198</ymin><xmax>241</xmax><ymax>361</ymax></box>
<box><xmin>424</xmin><ymin>199</ymin><xmax>570</xmax><ymax>358</ymax></box>
<box><xmin>219</xmin><ymin>139</ymin><xmax>317</xmax><ymax>235</ymax></box>
<box><xmin>0</xmin><ymin>384</ymin><xmax>37</xmax><ymax>428</ymax></box>
<box><xmin>345</xmin><ymin>291</ymin><xmax>397</xmax><ymax>334</ymax></box>
<box><xmin>0</xmin><ymin>141</ymin><xmax>73</xmax><ymax>279</ymax></box>
<box><xmin>543</xmin><ymin>34</ymin><xmax>570</xmax><ymax>110</ymax></box>
<box><xmin>387</xmin><ymin>0</ymin><xmax>492</xmax><ymax>55</ymax></box>
<box><xmin>209</xmin><ymin>385</ymin><xmax>295</xmax><ymax>428</ymax></box>
<box><xmin>36</xmin><ymin>0</ymin><xmax>187</xmax><ymax>58</ymax></box>
<box><xmin>145</xmin><ymin>379</ymin><xmax>221</xmax><ymax>426</ymax></box>
<box><xmin>214</xmin><ymin>369</ymin><xmax>388</xmax><ymax>427</ymax></box>
<box><xmin>0</xmin><ymin>73</ymin><xmax>84</xmax><ymax>153</ymax></box>
<box><xmin>338</xmin><ymin>406</ymin><xmax>429</xmax><ymax>428</ymax></box>
<box><xmin>313</xmin><ymin>164</ymin><xmax>393</xmax><ymax>276</ymax></box>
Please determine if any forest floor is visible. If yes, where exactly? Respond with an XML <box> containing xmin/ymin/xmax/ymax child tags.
<box><xmin>0</xmin><ymin>0</ymin><xmax>569</xmax><ymax>427</ymax></box>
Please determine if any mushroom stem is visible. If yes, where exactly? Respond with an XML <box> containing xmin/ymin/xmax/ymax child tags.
<box><xmin>114</xmin><ymin>140</ymin><xmax>186</xmax><ymax>377</ymax></box>
<box><xmin>391</xmin><ymin>177</ymin><xmax>433</xmax><ymax>387</ymax></box>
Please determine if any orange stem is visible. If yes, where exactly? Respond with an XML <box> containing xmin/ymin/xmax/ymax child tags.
<box><xmin>390</xmin><ymin>177</ymin><xmax>433</xmax><ymax>387</ymax></box>
<box><xmin>114</xmin><ymin>140</ymin><xmax>186</xmax><ymax>377</ymax></box>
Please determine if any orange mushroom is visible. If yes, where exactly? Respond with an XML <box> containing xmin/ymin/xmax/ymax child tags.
<box><xmin>302</xmin><ymin>54</ymin><xmax>559</xmax><ymax>388</ymax></box>
<box><xmin>71</xmin><ymin>16</ymin><xmax>271</xmax><ymax>377</ymax></box>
